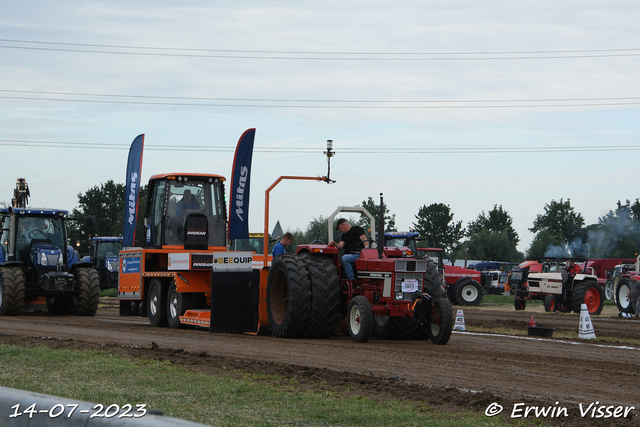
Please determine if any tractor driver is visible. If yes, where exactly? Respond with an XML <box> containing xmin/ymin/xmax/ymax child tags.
<box><xmin>328</xmin><ymin>218</ymin><xmax>368</xmax><ymax>282</ymax></box>
<box><xmin>176</xmin><ymin>189</ymin><xmax>199</xmax><ymax>219</ymax></box>
<box><xmin>566</xmin><ymin>258</ymin><xmax>581</xmax><ymax>276</ymax></box>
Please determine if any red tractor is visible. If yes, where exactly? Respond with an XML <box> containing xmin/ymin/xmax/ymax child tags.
<box><xmin>266</xmin><ymin>203</ymin><xmax>453</xmax><ymax>344</ymax></box>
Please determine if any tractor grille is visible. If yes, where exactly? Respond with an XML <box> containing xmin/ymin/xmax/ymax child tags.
<box><xmin>395</xmin><ymin>259</ymin><xmax>427</xmax><ymax>273</ymax></box>
<box><xmin>44</xmin><ymin>253</ymin><xmax>60</xmax><ymax>266</ymax></box>
<box><xmin>394</xmin><ymin>272</ymin><xmax>423</xmax><ymax>301</ymax></box>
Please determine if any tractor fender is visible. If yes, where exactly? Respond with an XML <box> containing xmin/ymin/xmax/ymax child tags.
<box><xmin>0</xmin><ymin>261</ymin><xmax>25</xmax><ymax>270</ymax></box>
<box><xmin>68</xmin><ymin>261</ymin><xmax>95</xmax><ymax>274</ymax></box>
<box><xmin>453</xmin><ymin>276</ymin><xmax>480</xmax><ymax>287</ymax></box>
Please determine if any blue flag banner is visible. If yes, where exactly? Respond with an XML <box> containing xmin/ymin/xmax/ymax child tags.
<box><xmin>228</xmin><ymin>128</ymin><xmax>256</xmax><ymax>240</ymax></box>
<box><xmin>123</xmin><ymin>134</ymin><xmax>145</xmax><ymax>247</ymax></box>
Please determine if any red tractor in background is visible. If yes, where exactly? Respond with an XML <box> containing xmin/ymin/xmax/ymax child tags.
<box><xmin>378</xmin><ymin>231</ymin><xmax>484</xmax><ymax>306</ymax></box>
<box><xmin>580</xmin><ymin>258</ymin><xmax>635</xmax><ymax>301</ymax></box>
<box><xmin>268</xmin><ymin>203</ymin><xmax>453</xmax><ymax>344</ymax></box>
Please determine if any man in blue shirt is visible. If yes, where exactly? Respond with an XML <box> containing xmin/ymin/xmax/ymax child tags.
<box><xmin>176</xmin><ymin>189</ymin><xmax>199</xmax><ymax>219</ymax></box>
<box><xmin>272</xmin><ymin>233</ymin><xmax>294</xmax><ymax>257</ymax></box>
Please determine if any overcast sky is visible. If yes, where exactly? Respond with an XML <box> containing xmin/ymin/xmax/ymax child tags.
<box><xmin>1</xmin><ymin>1</ymin><xmax>639</xmax><ymax>252</ymax></box>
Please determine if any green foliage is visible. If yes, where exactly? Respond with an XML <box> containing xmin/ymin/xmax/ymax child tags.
<box><xmin>467</xmin><ymin>205</ymin><xmax>519</xmax><ymax>245</ymax></box>
<box><xmin>289</xmin><ymin>215</ymin><xmax>332</xmax><ymax>253</ymax></box>
<box><xmin>412</xmin><ymin>203</ymin><xmax>464</xmax><ymax>255</ymax></box>
<box><xmin>528</xmin><ymin>199</ymin><xmax>584</xmax><ymax>258</ymax></box>
<box><xmin>529</xmin><ymin>198</ymin><xmax>584</xmax><ymax>241</ymax></box>
<box><xmin>70</xmin><ymin>181</ymin><xmax>147</xmax><ymax>254</ymax></box>
<box><xmin>527</xmin><ymin>230</ymin><xmax>563</xmax><ymax>258</ymax></box>
<box><xmin>456</xmin><ymin>230</ymin><xmax>524</xmax><ymax>263</ymax></box>
<box><xmin>460</xmin><ymin>205</ymin><xmax>522</xmax><ymax>262</ymax></box>
<box><xmin>356</xmin><ymin>197</ymin><xmax>397</xmax><ymax>232</ymax></box>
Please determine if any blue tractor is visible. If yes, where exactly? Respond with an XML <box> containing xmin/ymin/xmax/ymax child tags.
<box><xmin>0</xmin><ymin>179</ymin><xmax>99</xmax><ymax>316</ymax></box>
<box><xmin>83</xmin><ymin>236</ymin><xmax>123</xmax><ymax>289</ymax></box>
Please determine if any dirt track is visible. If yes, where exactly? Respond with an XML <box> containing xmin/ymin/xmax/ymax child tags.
<box><xmin>1</xmin><ymin>299</ymin><xmax>639</xmax><ymax>426</ymax></box>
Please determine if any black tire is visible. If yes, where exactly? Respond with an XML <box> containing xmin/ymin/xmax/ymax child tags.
<box><xmin>167</xmin><ymin>281</ymin><xmax>206</xmax><ymax>329</ymax></box>
<box><xmin>455</xmin><ymin>279</ymin><xmax>484</xmax><ymax>306</ymax></box>
<box><xmin>571</xmin><ymin>280</ymin><xmax>604</xmax><ymax>315</ymax></box>
<box><xmin>423</xmin><ymin>259</ymin><xmax>444</xmax><ymax>299</ymax></box>
<box><xmin>148</xmin><ymin>279</ymin><xmax>168</xmax><ymax>327</ymax></box>
<box><xmin>413</xmin><ymin>301</ymin><xmax>430</xmax><ymax>341</ymax></box>
<box><xmin>303</xmin><ymin>255</ymin><xmax>341</xmax><ymax>338</ymax></box>
<box><xmin>373</xmin><ymin>315</ymin><xmax>419</xmax><ymax>340</ymax></box>
<box><xmin>138</xmin><ymin>298</ymin><xmax>148</xmax><ymax>317</ymax></box>
<box><xmin>615</xmin><ymin>278</ymin><xmax>633</xmax><ymax>314</ymax></box>
<box><xmin>427</xmin><ymin>297</ymin><xmax>453</xmax><ymax>345</ymax></box>
<box><xmin>266</xmin><ymin>255</ymin><xmax>311</xmax><ymax>338</ymax></box>
<box><xmin>73</xmin><ymin>268</ymin><xmax>100</xmax><ymax>316</ymax></box>
<box><xmin>514</xmin><ymin>298</ymin><xmax>526</xmax><ymax>310</ymax></box>
<box><xmin>348</xmin><ymin>295</ymin><xmax>373</xmax><ymax>343</ymax></box>
<box><xmin>0</xmin><ymin>267</ymin><xmax>25</xmax><ymax>316</ymax></box>
<box><xmin>543</xmin><ymin>294</ymin><xmax>556</xmax><ymax>312</ymax></box>
<box><xmin>446</xmin><ymin>284</ymin><xmax>459</xmax><ymax>304</ymax></box>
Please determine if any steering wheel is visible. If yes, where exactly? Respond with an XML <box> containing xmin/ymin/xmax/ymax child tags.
<box><xmin>310</xmin><ymin>239</ymin><xmax>325</xmax><ymax>245</ymax></box>
<box><xmin>28</xmin><ymin>229</ymin><xmax>46</xmax><ymax>239</ymax></box>
<box><xmin>354</xmin><ymin>239</ymin><xmax>375</xmax><ymax>250</ymax></box>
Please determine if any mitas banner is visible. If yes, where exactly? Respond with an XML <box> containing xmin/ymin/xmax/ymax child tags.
<box><xmin>123</xmin><ymin>134</ymin><xmax>145</xmax><ymax>247</ymax></box>
<box><xmin>228</xmin><ymin>128</ymin><xmax>256</xmax><ymax>241</ymax></box>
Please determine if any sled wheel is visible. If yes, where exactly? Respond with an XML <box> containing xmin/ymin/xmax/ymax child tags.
<box><xmin>148</xmin><ymin>279</ymin><xmax>168</xmax><ymax>327</ymax></box>
<box><xmin>514</xmin><ymin>298</ymin><xmax>526</xmax><ymax>311</ymax></box>
<box><xmin>348</xmin><ymin>296</ymin><xmax>373</xmax><ymax>343</ymax></box>
<box><xmin>167</xmin><ymin>281</ymin><xmax>205</xmax><ymax>329</ymax></box>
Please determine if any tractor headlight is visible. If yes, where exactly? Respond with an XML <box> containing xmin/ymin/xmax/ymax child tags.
<box><xmin>107</xmin><ymin>261</ymin><xmax>114</xmax><ymax>272</ymax></box>
<box><xmin>40</xmin><ymin>252</ymin><xmax>48</xmax><ymax>266</ymax></box>
<box><xmin>395</xmin><ymin>291</ymin><xmax>404</xmax><ymax>300</ymax></box>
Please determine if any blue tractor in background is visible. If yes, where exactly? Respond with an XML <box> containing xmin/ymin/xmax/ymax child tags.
<box><xmin>83</xmin><ymin>236</ymin><xmax>122</xmax><ymax>289</ymax></box>
<box><xmin>0</xmin><ymin>178</ymin><xmax>100</xmax><ymax>316</ymax></box>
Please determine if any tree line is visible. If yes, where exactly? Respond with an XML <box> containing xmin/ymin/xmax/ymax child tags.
<box><xmin>68</xmin><ymin>180</ymin><xmax>639</xmax><ymax>262</ymax></box>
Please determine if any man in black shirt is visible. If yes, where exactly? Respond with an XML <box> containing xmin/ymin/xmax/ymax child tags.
<box><xmin>328</xmin><ymin>218</ymin><xmax>369</xmax><ymax>280</ymax></box>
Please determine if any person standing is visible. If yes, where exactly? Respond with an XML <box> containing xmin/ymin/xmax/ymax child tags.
<box><xmin>272</xmin><ymin>232</ymin><xmax>294</xmax><ymax>257</ymax></box>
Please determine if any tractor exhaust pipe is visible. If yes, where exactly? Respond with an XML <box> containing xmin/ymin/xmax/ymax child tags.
<box><xmin>378</xmin><ymin>193</ymin><xmax>384</xmax><ymax>260</ymax></box>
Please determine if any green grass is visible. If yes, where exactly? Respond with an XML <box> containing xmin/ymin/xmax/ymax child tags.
<box><xmin>0</xmin><ymin>344</ymin><xmax>532</xmax><ymax>427</ymax></box>
<box><xmin>100</xmin><ymin>288</ymin><xmax>117</xmax><ymax>297</ymax></box>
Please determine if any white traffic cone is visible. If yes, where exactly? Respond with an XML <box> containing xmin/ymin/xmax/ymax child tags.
<box><xmin>454</xmin><ymin>309</ymin><xmax>466</xmax><ymax>331</ymax></box>
<box><xmin>578</xmin><ymin>303</ymin><xmax>596</xmax><ymax>339</ymax></box>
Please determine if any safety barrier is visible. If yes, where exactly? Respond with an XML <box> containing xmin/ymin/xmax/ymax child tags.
<box><xmin>0</xmin><ymin>386</ymin><xmax>212</xmax><ymax>426</ymax></box>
